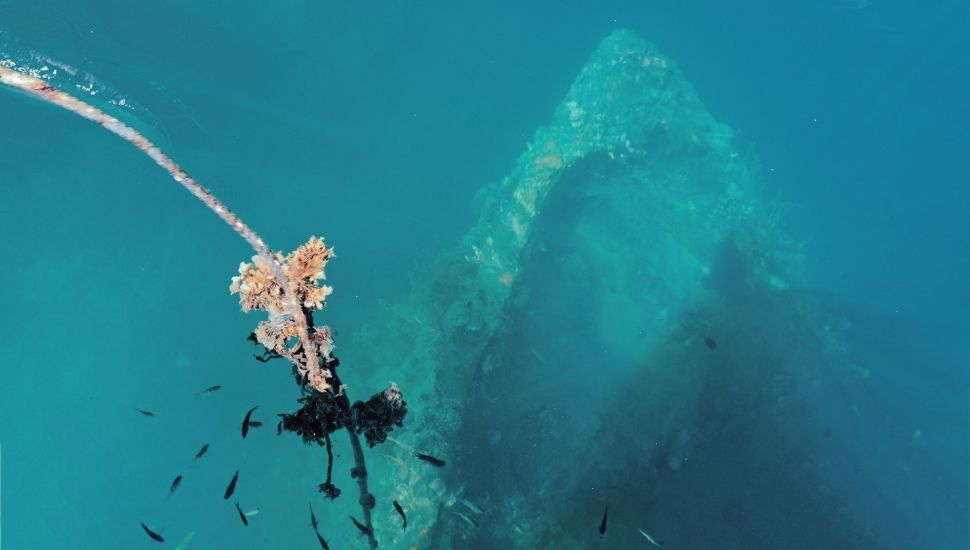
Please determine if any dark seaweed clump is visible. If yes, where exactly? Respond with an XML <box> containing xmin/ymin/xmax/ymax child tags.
<box><xmin>276</xmin><ymin>369</ymin><xmax>407</xmax><ymax>448</ymax></box>
<box><xmin>352</xmin><ymin>387</ymin><xmax>408</xmax><ymax>447</ymax></box>
<box><xmin>277</xmin><ymin>391</ymin><xmax>349</xmax><ymax>445</ymax></box>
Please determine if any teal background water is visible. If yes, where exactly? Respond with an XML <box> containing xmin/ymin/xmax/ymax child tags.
<box><xmin>0</xmin><ymin>1</ymin><xmax>967</xmax><ymax>548</ymax></box>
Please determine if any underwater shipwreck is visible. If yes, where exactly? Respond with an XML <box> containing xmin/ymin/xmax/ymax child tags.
<box><xmin>1</xmin><ymin>28</ymin><xmax>953</xmax><ymax>549</ymax></box>
<box><xmin>351</xmin><ymin>30</ymin><xmax>943</xmax><ymax>549</ymax></box>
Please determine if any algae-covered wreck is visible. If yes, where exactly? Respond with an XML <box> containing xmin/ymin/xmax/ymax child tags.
<box><xmin>355</xmin><ymin>30</ymin><xmax>873</xmax><ymax>549</ymax></box>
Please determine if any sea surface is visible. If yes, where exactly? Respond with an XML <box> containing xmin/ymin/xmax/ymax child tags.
<box><xmin>0</xmin><ymin>1</ymin><xmax>967</xmax><ymax>548</ymax></box>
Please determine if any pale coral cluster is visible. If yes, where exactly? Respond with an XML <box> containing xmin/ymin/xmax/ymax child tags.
<box><xmin>283</xmin><ymin>237</ymin><xmax>336</xmax><ymax>310</ymax></box>
<box><xmin>230</xmin><ymin>237</ymin><xmax>336</xmax><ymax>391</ymax></box>
<box><xmin>383</xmin><ymin>382</ymin><xmax>404</xmax><ymax>408</ymax></box>
<box><xmin>231</xmin><ymin>237</ymin><xmax>334</xmax><ymax>313</ymax></box>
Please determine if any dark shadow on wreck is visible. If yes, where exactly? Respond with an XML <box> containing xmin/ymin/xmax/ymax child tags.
<box><xmin>435</xmin><ymin>157</ymin><xmax>952</xmax><ymax>549</ymax></box>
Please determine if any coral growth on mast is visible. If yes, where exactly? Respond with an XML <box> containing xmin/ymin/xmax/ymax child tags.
<box><xmin>230</xmin><ymin>236</ymin><xmax>336</xmax><ymax>392</ymax></box>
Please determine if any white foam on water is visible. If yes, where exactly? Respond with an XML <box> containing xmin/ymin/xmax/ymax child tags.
<box><xmin>0</xmin><ymin>27</ymin><xmax>173</xmax><ymax>147</ymax></box>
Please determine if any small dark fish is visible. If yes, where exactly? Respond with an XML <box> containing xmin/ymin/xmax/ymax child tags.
<box><xmin>598</xmin><ymin>504</ymin><xmax>608</xmax><ymax>536</ymax></box>
<box><xmin>242</xmin><ymin>405</ymin><xmax>259</xmax><ymax>438</ymax></box>
<box><xmin>414</xmin><ymin>451</ymin><xmax>446</xmax><ymax>467</ymax></box>
<box><xmin>136</xmin><ymin>408</ymin><xmax>155</xmax><ymax>417</ymax></box>
<box><xmin>248</xmin><ymin>421</ymin><xmax>263</xmax><ymax>428</ymax></box>
<box><xmin>199</xmin><ymin>385</ymin><xmax>222</xmax><ymax>395</ymax></box>
<box><xmin>235</xmin><ymin>502</ymin><xmax>249</xmax><ymax>526</ymax></box>
<box><xmin>141</xmin><ymin>522</ymin><xmax>165</xmax><ymax>543</ymax></box>
<box><xmin>349</xmin><ymin>515</ymin><xmax>373</xmax><ymax>537</ymax></box>
<box><xmin>224</xmin><ymin>469</ymin><xmax>240</xmax><ymax>500</ymax></box>
<box><xmin>168</xmin><ymin>474</ymin><xmax>183</xmax><ymax>496</ymax></box>
<box><xmin>393</xmin><ymin>500</ymin><xmax>407</xmax><ymax>530</ymax></box>
<box><xmin>314</xmin><ymin>528</ymin><xmax>330</xmax><ymax>550</ymax></box>
<box><xmin>309</xmin><ymin>502</ymin><xmax>319</xmax><ymax>530</ymax></box>
<box><xmin>704</xmin><ymin>336</ymin><xmax>717</xmax><ymax>350</ymax></box>
<box><xmin>193</xmin><ymin>443</ymin><xmax>210</xmax><ymax>461</ymax></box>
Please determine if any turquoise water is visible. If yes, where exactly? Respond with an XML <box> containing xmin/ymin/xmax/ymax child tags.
<box><xmin>1</xmin><ymin>1</ymin><xmax>967</xmax><ymax>549</ymax></box>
